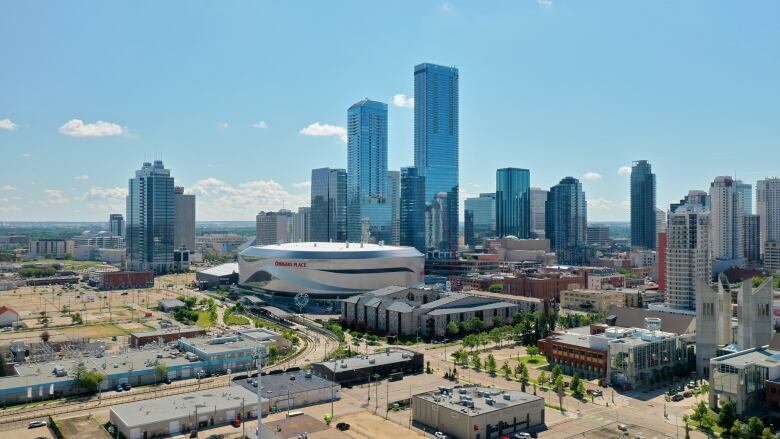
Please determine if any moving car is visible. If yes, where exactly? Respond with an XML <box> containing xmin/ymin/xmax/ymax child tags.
<box><xmin>28</xmin><ymin>420</ymin><xmax>47</xmax><ymax>428</ymax></box>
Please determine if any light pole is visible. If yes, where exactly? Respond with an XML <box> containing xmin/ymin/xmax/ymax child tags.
<box><xmin>255</xmin><ymin>345</ymin><xmax>265</xmax><ymax>439</ymax></box>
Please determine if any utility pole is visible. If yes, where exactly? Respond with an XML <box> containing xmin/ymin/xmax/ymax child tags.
<box><xmin>256</xmin><ymin>345</ymin><xmax>264</xmax><ymax>439</ymax></box>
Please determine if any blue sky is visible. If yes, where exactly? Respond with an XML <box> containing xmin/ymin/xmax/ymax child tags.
<box><xmin>1</xmin><ymin>1</ymin><xmax>778</xmax><ymax>221</ymax></box>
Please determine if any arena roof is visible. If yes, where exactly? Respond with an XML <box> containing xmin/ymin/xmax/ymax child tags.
<box><xmin>239</xmin><ymin>241</ymin><xmax>423</xmax><ymax>260</ymax></box>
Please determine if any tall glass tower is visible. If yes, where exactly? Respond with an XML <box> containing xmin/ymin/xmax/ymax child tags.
<box><xmin>496</xmin><ymin>168</ymin><xmax>531</xmax><ymax>238</ymax></box>
<box><xmin>546</xmin><ymin>177</ymin><xmax>588</xmax><ymax>265</ymax></box>
<box><xmin>126</xmin><ymin>160</ymin><xmax>175</xmax><ymax>273</ymax></box>
<box><xmin>346</xmin><ymin>99</ymin><xmax>391</xmax><ymax>243</ymax></box>
<box><xmin>310</xmin><ymin>167</ymin><xmax>347</xmax><ymax>242</ymax></box>
<box><xmin>464</xmin><ymin>193</ymin><xmax>496</xmax><ymax>246</ymax></box>
<box><xmin>414</xmin><ymin>62</ymin><xmax>459</xmax><ymax>253</ymax></box>
<box><xmin>400</xmin><ymin>166</ymin><xmax>426</xmax><ymax>253</ymax></box>
<box><xmin>630</xmin><ymin>160</ymin><xmax>657</xmax><ymax>249</ymax></box>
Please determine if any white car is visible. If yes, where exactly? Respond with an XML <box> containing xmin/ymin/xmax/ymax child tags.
<box><xmin>513</xmin><ymin>433</ymin><xmax>532</xmax><ymax>439</ymax></box>
<box><xmin>434</xmin><ymin>432</ymin><xmax>447</xmax><ymax>439</ymax></box>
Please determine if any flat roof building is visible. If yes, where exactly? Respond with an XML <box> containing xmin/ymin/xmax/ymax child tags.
<box><xmin>244</xmin><ymin>370</ymin><xmax>340</xmax><ymax>414</ymax></box>
<box><xmin>129</xmin><ymin>326</ymin><xmax>206</xmax><ymax>348</ymax></box>
<box><xmin>310</xmin><ymin>348</ymin><xmax>423</xmax><ymax>385</ymax></box>
<box><xmin>196</xmin><ymin>262</ymin><xmax>239</xmax><ymax>289</ymax></box>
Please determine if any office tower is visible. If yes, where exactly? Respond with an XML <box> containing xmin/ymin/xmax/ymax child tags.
<box><xmin>173</xmin><ymin>186</ymin><xmax>196</xmax><ymax>253</ymax></box>
<box><xmin>709</xmin><ymin>176</ymin><xmax>744</xmax><ymax>264</ymax></box>
<box><xmin>126</xmin><ymin>160</ymin><xmax>175</xmax><ymax>273</ymax></box>
<box><xmin>414</xmin><ymin>62</ymin><xmax>459</xmax><ymax>253</ymax></box>
<box><xmin>530</xmin><ymin>188</ymin><xmax>548</xmax><ymax>239</ymax></box>
<box><xmin>109</xmin><ymin>213</ymin><xmax>125</xmax><ymax>238</ymax></box>
<box><xmin>310</xmin><ymin>167</ymin><xmax>347</xmax><ymax>243</ymax></box>
<box><xmin>630</xmin><ymin>160</ymin><xmax>656</xmax><ymax>249</ymax></box>
<box><xmin>291</xmin><ymin>207</ymin><xmax>310</xmax><ymax>243</ymax></box>
<box><xmin>737</xmin><ymin>277</ymin><xmax>773</xmax><ymax>352</ymax></box>
<box><xmin>495</xmin><ymin>168</ymin><xmax>531</xmax><ymax>239</ymax></box>
<box><xmin>667</xmin><ymin>204</ymin><xmax>711</xmax><ymax>310</ymax></box>
<box><xmin>744</xmin><ymin>214</ymin><xmax>761</xmax><ymax>265</ymax></box>
<box><xmin>545</xmin><ymin>177</ymin><xmax>588</xmax><ymax>265</ymax></box>
<box><xmin>670</xmin><ymin>190</ymin><xmax>709</xmax><ymax>213</ymax></box>
<box><xmin>735</xmin><ymin>180</ymin><xmax>753</xmax><ymax>215</ymax></box>
<box><xmin>464</xmin><ymin>193</ymin><xmax>496</xmax><ymax>246</ymax></box>
<box><xmin>388</xmin><ymin>170</ymin><xmax>401</xmax><ymax>246</ymax></box>
<box><xmin>657</xmin><ymin>231</ymin><xmax>667</xmax><ymax>291</ymax></box>
<box><xmin>400</xmin><ymin>167</ymin><xmax>426</xmax><ymax>253</ymax></box>
<box><xmin>346</xmin><ymin>99</ymin><xmax>392</xmax><ymax>244</ymax></box>
<box><xmin>586</xmin><ymin>224</ymin><xmax>610</xmax><ymax>246</ymax></box>
<box><xmin>695</xmin><ymin>274</ymin><xmax>732</xmax><ymax>377</ymax></box>
<box><xmin>766</xmin><ymin>241</ymin><xmax>780</xmax><ymax>274</ymax></box>
<box><xmin>757</xmin><ymin>178</ymin><xmax>780</xmax><ymax>257</ymax></box>
<box><xmin>655</xmin><ymin>208</ymin><xmax>667</xmax><ymax>234</ymax></box>
<box><xmin>255</xmin><ymin>210</ymin><xmax>293</xmax><ymax>246</ymax></box>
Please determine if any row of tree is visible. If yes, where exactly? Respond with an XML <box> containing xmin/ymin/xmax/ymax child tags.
<box><xmin>688</xmin><ymin>400</ymin><xmax>775</xmax><ymax>438</ymax></box>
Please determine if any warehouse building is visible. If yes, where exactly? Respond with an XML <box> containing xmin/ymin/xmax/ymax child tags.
<box><xmin>239</xmin><ymin>370</ymin><xmax>340</xmax><ymax>413</ymax></box>
<box><xmin>413</xmin><ymin>386</ymin><xmax>545</xmax><ymax>439</ymax></box>
<box><xmin>196</xmin><ymin>262</ymin><xmax>239</xmax><ymax>289</ymax></box>
<box><xmin>310</xmin><ymin>348</ymin><xmax>423</xmax><ymax>385</ymax></box>
<box><xmin>110</xmin><ymin>386</ymin><xmax>262</xmax><ymax>439</ymax></box>
<box><xmin>129</xmin><ymin>326</ymin><xmax>206</xmax><ymax>348</ymax></box>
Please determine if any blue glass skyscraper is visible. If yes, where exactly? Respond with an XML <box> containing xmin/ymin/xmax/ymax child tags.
<box><xmin>630</xmin><ymin>160</ymin><xmax>657</xmax><ymax>249</ymax></box>
<box><xmin>126</xmin><ymin>160</ymin><xmax>175</xmax><ymax>273</ymax></box>
<box><xmin>414</xmin><ymin>63</ymin><xmax>459</xmax><ymax>253</ymax></box>
<box><xmin>496</xmin><ymin>168</ymin><xmax>531</xmax><ymax>238</ymax></box>
<box><xmin>400</xmin><ymin>166</ymin><xmax>426</xmax><ymax>252</ymax></box>
<box><xmin>310</xmin><ymin>167</ymin><xmax>347</xmax><ymax>242</ymax></box>
<box><xmin>545</xmin><ymin>177</ymin><xmax>588</xmax><ymax>265</ymax></box>
<box><xmin>346</xmin><ymin>99</ymin><xmax>391</xmax><ymax>243</ymax></box>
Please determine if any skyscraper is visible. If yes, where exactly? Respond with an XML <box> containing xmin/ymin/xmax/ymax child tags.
<box><xmin>667</xmin><ymin>204</ymin><xmax>711</xmax><ymax>310</ymax></box>
<box><xmin>735</xmin><ymin>180</ymin><xmax>753</xmax><ymax>215</ymax></box>
<box><xmin>757</xmin><ymin>177</ymin><xmax>780</xmax><ymax>257</ymax></box>
<box><xmin>388</xmin><ymin>170</ymin><xmax>401</xmax><ymax>246</ymax></box>
<box><xmin>464</xmin><ymin>193</ymin><xmax>496</xmax><ymax>246</ymax></box>
<box><xmin>709</xmin><ymin>176</ymin><xmax>744</xmax><ymax>264</ymax></box>
<box><xmin>630</xmin><ymin>160</ymin><xmax>656</xmax><ymax>249</ymax></box>
<box><xmin>414</xmin><ymin>62</ymin><xmax>459</xmax><ymax>253</ymax></box>
<box><xmin>530</xmin><ymin>188</ymin><xmax>548</xmax><ymax>239</ymax></box>
<box><xmin>310</xmin><ymin>167</ymin><xmax>347</xmax><ymax>243</ymax></box>
<box><xmin>291</xmin><ymin>207</ymin><xmax>311</xmax><ymax>243</ymax></box>
<box><xmin>109</xmin><ymin>213</ymin><xmax>125</xmax><ymax>239</ymax></box>
<box><xmin>400</xmin><ymin>166</ymin><xmax>426</xmax><ymax>253</ymax></box>
<box><xmin>545</xmin><ymin>177</ymin><xmax>588</xmax><ymax>265</ymax></box>
<box><xmin>744</xmin><ymin>214</ymin><xmax>761</xmax><ymax>265</ymax></box>
<box><xmin>126</xmin><ymin>160</ymin><xmax>175</xmax><ymax>273</ymax></box>
<box><xmin>173</xmin><ymin>186</ymin><xmax>196</xmax><ymax>253</ymax></box>
<box><xmin>495</xmin><ymin>168</ymin><xmax>531</xmax><ymax>239</ymax></box>
<box><xmin>346</xmin><ymin>99</ymin><xmax>391</xmax><ymax>244</ymax></box>
<box><xmin>255</xmin><ymin>210</ymin><xmax>292</xmax><ymax>246</ymax></box>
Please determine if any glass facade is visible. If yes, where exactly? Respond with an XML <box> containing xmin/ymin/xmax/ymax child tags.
<box><xmin>126</xmin><ymin>160</ymin><xmax>175</xmax><ymax>273</ymax></box>
<box><xmin>630</xmin><ymin>160</ymin><xmax>657</xmax><ymax>249</ymax></box>
<box><xmin>414</xmin><ymin>63</ymin><xmax>459</xmax><ymax>252</ymax></box>
<box><xmin>310</xmin><ymin>167</ymin><xmax>347</xmax><ymax>243</ymax></box>
<box><xmin>400</xmin><ymin>166</ymin><xmax>426</xmax><ymax>253</ymax></box>
<box><xmin>496</xmin><ymin>168</ymin><xmax>531</xmax><ymax>238</ymax></box>
<box><xmin>388</xmin><ymin>170</ymin><xmax>401</xmax><ymax>245</ymax></box>
<box><xmin>464</xmin><ymin>193</ymin><xmax>495</xmax><ymax>246</ymax></box>
<box><xmin>346</xmin><ymin>99</ymin><xmax>391</xmax><ymax>243</ymax></box>
<box><xmin>545</xmin><ymin>177</ymin><xmax>588</xmax><ymax>265</ymax></box>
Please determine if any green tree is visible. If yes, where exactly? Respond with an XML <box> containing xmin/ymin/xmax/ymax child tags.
<box><xmin>446</xmin><ymin>321</ymin><xmax>459</xmax><ymax>337</ymax></box>
<box><xmin>486</xmin><ymin>353</ymin><xmax>497</xmax><ymax>374</ymax></box>
<box><xmin>470</xmin><ymin>353</ymin><xmax>482</xmax><ymax>371</ymax></box>
<box><xmin>682</xmin><ymin>415</ymin><xmax>690</xmax><ymax>439</ymax></box>
<box><xmin>762</xmin><ymin>427</ymin><xmax>775</xmax><ymax>439</ymax></box>
<box><xmin>551</xmin><ymin>364</ymin><xmax>562</xmax><ymax>382</ymax></box>
<box><xmin>463</xmin><ymin>334</ymin><xmax>478</xmax><ymax>351</ymax></box>
<box><xmin>488</xmin><ymin>283</ymin><xmax>503</xmax><ymax>293</ymax></box>
<box><xmin>491</xmin><ymin>316</ymin><xmax>503</xmax><ymax>328</ymax></box>
<box><xmin>571</xmin><ymin>374</ymin><xmax>583</xmax><ymax>398</ymax></box>
<box><xmin>747</xmin><ymin>417</ymin><xmax>765</xmax><ymax>437</ymax></box>
<box><xmin>537</xmin><ymin>371</ymin><xmax>547</xmax><ymax>387</ymax></box>
<box><xmin>500</xmin><ymin>361</ymin><xmax>511</xmax><ymax>379</ymax></box>
<box><xmin>470</xmin><ymin>317</ymin><xmax>485</xmax><ymax>333</ymax></box>
<box><xmin>0</xmin><ymin>353</ymin><xmax>5</xmax><ymax>377</ymax></box>
<box><xmin>155</xmin><ymin>362</ymin><xmax>169</xmax><ymax>383</ymax></box>
<box><xmin>692</xmin><ymin>401</ymin><xmax>712</xmax><ymax>429</ymax></box>
<box><xmin>526</xmin><ymin>345</ymin><xmax>540</xmax><ymax>358</ymax></box>
<box><xmin>717</xmin><ymin>400</ymin><xmax>737</xmax><ymax>431</ymax></box>
<box><xmin>729</xmin><ymin>420</ymin><xmax>744</xmax><ymax>439</ymax></box>
<box><xmin>76</xmin><ymin>369</ymin><xmax>105</xmax><ymax>392</ymax></box>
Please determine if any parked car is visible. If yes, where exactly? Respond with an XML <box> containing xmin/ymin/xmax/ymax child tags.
<box><xmin>231</xmin><ymin>418</ymin><xmax>241</xmax><ymax>428</ymax></box>
<box><xmin>164</xmin><ymin>378</ymin><xmax>172</xmax><ymax>384</ymax></box>
<box><xmin>434</xmin><ymin>432</ymin><xmax>448</xmax><ymax>439</ymax></box>
<box><xmin>115</xmin><ymin>385</ymin><xmax>123</xmax><ymax>392</ymax></box>
<box><xmin>28</xmin><ymin>420</ymin><xmax>47</xmax><ymax>428</ymax></box>
<box><xmin>672</xmin><ymin>394</ymin><xmax>684</xmax><ymax>402</ymax></box>
<box><xmin>591</xmin><ymin>390</ymin><xmax>603</xmax><ymax>397</ymax></box>
<box><xmin>336</xmin><ymin>422</ymin><xmax>350</xmax><ymax>431</ymax></box>
<box><xmin>618</xmin><ymin>424</ymin><xmax>629</xmax><ymax>432</ymax></box>
<box><xmin>683</xmin><ymin>391</ymin><xmax>692</xmax><ymax>398</ymax></box>
<box><xmin>512</xmin><ymin>433</ymin><xmax>532</xmax><ymax>439</ymax></box>
<box><xmin>122</xmin><ymin>383</ymin><xmax>132</xmax><ymax>391</ymax></box>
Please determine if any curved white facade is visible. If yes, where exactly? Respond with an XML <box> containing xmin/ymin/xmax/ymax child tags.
<box><xmin>238</xmin><ymin>242</ymin><xmax>424</xmax><ymax>298</ymax></box>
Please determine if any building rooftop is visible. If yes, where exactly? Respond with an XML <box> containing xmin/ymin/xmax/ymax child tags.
<box><xmin>314</xmin><ymin>348</ymin><xmax>418</xmax><ymax>373</ymax></box>
<box><xmin>198</xmin><ymin>263</ymin><xmax>239</xmax><ymax>277</ymax></box>
<box><xmin>130</xmin><ymin>326</ymin><xmax>204</xmax><ymax>338</ymax></box>
<box><xmin>237</xmin><ymin>328</ymin><xmax>282</xmax><ymax>343</ymax></box>
<box><xmin>415</xmin><ymin>386</ymin><xmax>543</xmax><ymax>416</ymax></box>
<box><xmin>712</xmin><ymin>347</ymin><xmax>780</xmax><ymax>368</ymax></box>
<box><xmin>111</xmin><ymin>386</ymin><xmax>259</xmax><ymax>428</ymax></box>
<box><xmin>606</xmin><ymin>307</ymin><xmax>696</xmax><ymax>335</ymax></box>
<box><xmin>425</xmin><ymin>301</ymin><xmax>517</xmax><ymax>316</ymax></box>
<box><xmin>545</xmin><ymin>332</ymin><xmax>603</xmax><ymax>350</ymax></box>
<box><xmin>159</xmin><ymin>299</ymin><xmax>186</xmax><ymax>308</ymax></box>
<box><xmin>257</xmin><ymin>370</ymin><xmax>336</xmax><ymax>398</ymax></box>
<box><xmin>178</xmin><ymin>336</ymin><xmax>266</xmax><ymax>355</ymax></box>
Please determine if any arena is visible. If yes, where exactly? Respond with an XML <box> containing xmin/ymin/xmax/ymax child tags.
<box><xmin>238</xmin><ymin>242</ymin><xmax>424</xmax><ymax>298</ymax></box>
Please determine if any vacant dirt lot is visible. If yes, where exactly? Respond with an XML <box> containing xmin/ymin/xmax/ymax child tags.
<box><xmin>55</xmin><ymin>415</ymin><xmax>110</xmax><ymax>439</ymax></box>
<box><xmin>339</xmin><ymin>412</ymin><xmax>427</xmax><ymax>439</ymax></box>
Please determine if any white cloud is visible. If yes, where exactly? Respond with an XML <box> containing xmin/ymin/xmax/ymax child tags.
<box><xmin>0</xmin><ymin>202</ymin><xmax>20</xmax><ymax>213</ymax></box>
<box><xmin>59</xmin><ymin>119</ymin><xmax>125</xmax><ymax>137</ymax></box>
<box><xmin>82</xmin><ymin>186</ymin><xmax>128</xmax><ymax>200</ymax></box>
<box><xmin>292</xmin><ymin>181</ymin><xmax>311</xmax><ymax>189</ymax></box>
<box><xmin>20</xmin><ymin>153</ymin><xmax>31</xmax><ymax>158</ymax></box>
<box><xmin>587</xmin><ymin>197</ymin><xmax>620</xmax><ymax>210</ymax></box>
<box><xmin>299</xmin><ymin>122</ymin><xmax>347</xmax><ymax>143</ymax></box>
<box><xmin>392</xmin><ymin>94</ymin><xmax>414</xmax><ymax>109</ymax></box>
<box><xmin>188</xmin><ymin>177</ymin><xmax>309</xmax><ymax>221</ymax></box>
<box><xmin>252</xmin><ymin>121</ymin><xmax>268</xmax><ymax>129</ymax></box>
<box><xmin>1</xmin><ymin>185</ymin><xmax>16</xmax><ymax>192</ymax></box>
<box><xmin>43</xmin><ymin>189</ymin><xmax>68</xmax><ymax>205</ymax></box>
<box><xmin>74</xmin><ymin>175</ymin><xmax>89</xmax><ymax>181</ymax></box>
<box><xmin>219</xmin><ymin>122</ymin><xmax>230</xmax><ymax>129</ymax></box>
<box><xmin>0</xmin><ymin>118</ymin><xmax>17</xmax><ymax>131</ymax></box>
<box><xmin>537</xmin><ymin>0</ymin><xmax>553</xmax><ymax>8</ymax></box>
<box><xmin>582</xmin><ymin>172</ymin><xmax>603</xmax><ymax>181</ymax></box>
<box><xmin>617</xmin><ymin>165</ymin><xmax>632</xmax><ymax>177</ymax></box>
<box><xmin>439</xmin><ymin>2</ymin><xmax>454</xmax><ymax>13</ymax></box>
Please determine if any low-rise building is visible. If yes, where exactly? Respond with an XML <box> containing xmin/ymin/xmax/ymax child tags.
<box><xmin>110</xmin><ymin>386</ymin><xmax>261</xmax><ymax>439</ymax></box>
<box><xmin>159</xmin><ymin>299</ymin><xmax>187</xmax><ymax>312</ymax></box>
<box><xmin>412</xmin><ymin>386</ymin><xmax>545</xmax><ymax>439</ymax></box>
<box><xmin>253</xmin><ymin>370</ymin><xmax>340</xmax><ymax>413</ymax></box>
<box><xmin>129</xmin><ymin>326</ymin><xmax>206</xmax><ymax>348</ymax></box>
<box><xmin>560</xmin><ymin>288</ymin><xmax>625</xmax><ymax>312</ymax></box>
<box><xmin>27</xmin><ymin>239</ymin><xmax>74</xmax><ymax>259</ymax></box>
<box><xmin>196</xmin><ymin>263</ymin><xmax>239</xmax><ymax>289</ymax></box>
<box><xmin>709</xmin><ymin>346</ymin><xmax>780</xmax><ymax>418</ymax></box>
<box><xmin>89</xmin><ymin>271</ymin><xmax>154</xmax><ymax>290</ymax></box>
<box><xmin>310</xmin><ymin>348</ymin><xmax>423</xmax><ymax>385</ymax></box>
<box><xmin>0</xmin><ymin>305</ymin><xmax>19</xmax><ymax>327</ymax></box>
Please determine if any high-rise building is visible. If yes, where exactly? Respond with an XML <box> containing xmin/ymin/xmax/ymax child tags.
<box><xmin>310</xmin><ymin>167</ymin><xmax>347</xmax><ymax>243</ymax></box>
<box><xmin>414</xmin><ymin>62</ymin><xmax>459</xmax><ymax>253</ymax></box>
<box><xmin>495</xmin><ymin>168</ymin><xmax>531</xmax><ymax>239</ymax></box>
<box><xmin>667</xmin><ymin>204</ymin><xmax>711</xmax><ymax>310</ymax></box>
<box><xmin>255</xmin><ymin>210</ymin><xmax>293</xmax><ymax>246</ymax></box>
<box><xmin>630</xmin><ymin>160</ymin><xmax>656</xmax><ymax>249</ymax></box>
<box><xmin>464</xmin><ymin>193</ymin><xmax>496</xmax><ymax>246</ymax></box>
<box><xmin>766</xmin><ymin>241</ymin><xmax>780</xmax><ymax>274</ymax></box>
<box><xmin>109</xmin><ymin>213</ymin><xmax>125</xmax><ymax>239</ymax></box>
<box><xmin>709</xmin><ymin>176</ymin><xmax>744</xmax><ymax>264</ymax></box>
<box><xmin>126</xmin><ymin>160</ymin><xmax>175</xmax><ymax>273</ymax></box>
<box><xmin>173</xmin><ymin>186</ymin><xmax>196</xmax><ymax>253</ymax></box>
<box><xmin>545</xmin><ymin>177</ymin><xmax>588</xmax><ymax>265</ymax></box>
<box><xmin>744</xmin><ymin>214</ymin><xmax>761</xmax><ymax>265</ymax></box>
<box><xmin>670</xmin><ymin>190</ymin><xmax>709</xmax><ymax>213</ymax></box>
<box><xmin>655</xmin><ymin>208</ymin><xmax>667</xmax><ymax>234</ymax></box>
<box><xmin>346</xmin><ymin>99</ymin><xmax>392</xmax><ymax>244</ymax></box>
<box><xmin>291</xmin><ymin>207</ymin><xmax>310</xmax><ymax>243</ymax></box>
<box><xmin>388</xmin><ymin>170</ymin><xmax>401</xmax><ymax>246</ymax></box>
<box><xmin>400</xmin><ymin>166</ymin><xmax>426</xmax><ymax>253</ymax></box>
<box><xmin>530</xmin><ymin>188</ymin><xmax>548</xmax><ymax>239</ymax></box>
<box><xmin>757</xmin><ymin>178</ymin><xmax>780</xmax><ymax>257</ymax></box>
<box><xmin>735</xmin><ymin>180</ymin><xmax>753</xmax><ymax>215</ymax></box>
<box><xmin>586</xmin><ymin>224</ymin><xmax>610</xmax><ymax>246</ymax></box>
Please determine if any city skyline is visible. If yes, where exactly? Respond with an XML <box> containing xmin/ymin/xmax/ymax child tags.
<box><xmin>2</xmin><ymin>1</ymin><xmax>780</xmax><ymax>222</ymax></box>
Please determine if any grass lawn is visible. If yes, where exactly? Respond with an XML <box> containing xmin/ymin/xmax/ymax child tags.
<box><xmin>196</xmin><ymin>311</ymin><xmax>213</xmax><ymax>328</ymax></box>
<box><xmin>224</xmin><ymin>313</ymin><xmax>249</xmax><ymax>325</ymax></box>
<box><xmin>516</xmin><ymin>355</ymin><xmax>548</xmax><ymax>367</ymax></box>
<box><xmin>32</xmin><ymin>259</ymin><xmax>109</xmax><ymax>271</ymax></box>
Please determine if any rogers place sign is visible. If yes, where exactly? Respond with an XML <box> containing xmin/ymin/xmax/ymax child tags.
<box><xmin>275</xmin><ymin>260</ymin><xmax>307</xmax><ymax>268</ymax></box>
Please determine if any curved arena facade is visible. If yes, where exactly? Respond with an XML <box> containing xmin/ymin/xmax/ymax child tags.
<box><xmin>238</xmin><ymin>242</ymin><xmax>425</xmax><ymax>298</ymax></box>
